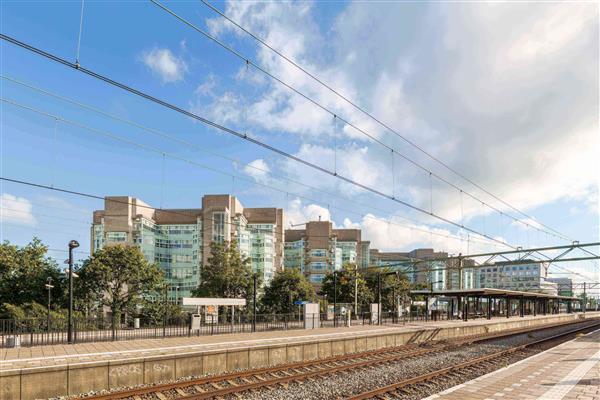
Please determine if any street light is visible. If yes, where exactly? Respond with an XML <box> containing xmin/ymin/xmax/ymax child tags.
<box><xmin>67</xmin><ymin>239</ymin><xmax>79</xmax><ymax>344</ymax></box>
<box><xmin>45</xmin><ymin>277</ymin><xmax>54</xmax><ymax>331</ymax></box>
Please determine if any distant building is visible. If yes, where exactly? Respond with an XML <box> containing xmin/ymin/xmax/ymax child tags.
<box><xmin>92</xmin><ymin>195</ymin><xmax>284</xmax><ymax>301</ymax></box>
<box><xmin>369</xmin><ymin>248</ymin><xmax>475</xmax><ymax>290</ymax></box>
<box><xmin>547</xmin><ymin>277</ymin><xmax>573</xmax><ymax>297</ymax></box>
<box><xmin>284</xmin><ymin>220</ymin><xmax>370</xmax><ymax>285</ymax></box>
<box><xmin>476</xmin><ymin>261</ymin><xmax>558</xmax><ymax>295</ymax></box>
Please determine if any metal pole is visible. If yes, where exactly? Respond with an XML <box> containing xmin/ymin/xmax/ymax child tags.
<box><xmin>163</xmin><ymin>285</ymin><xmax>167</xmax><ymax>338</ymax></box>
<box><xmin>46</xmin><ymin>277</ymin><xmax>53</xmax><ymax>332</ymax></box>
<box><xmin>354</xmin><ymin>265</ymin><xmax>358</xmax><ymax>317</ymax></box>
<box><xmin>67</xmin><ymin>246</ymin><xmax>74</xmax><ymax>343</ymax></box>
<box><xmin>252</xmin><ymin>273</ymin><xmax>257</xmax><ymax>332</ymax></box>
<box><xmin>583</xmin><ymin>282</ymin><xmax>586</xmax><ymax>313</ymax></box>
<box><xmin>392</xmin><ymin>285</ymin><xmax>396</xmax><ymax>324</ymax></box>
<box><xmin>47</xmin><ymin>286</ymin><xmax>51</xmax><ymax>330</ymax></box>
<box><xmin>377</xmin><ymin>273</ymin><xmax>381</xmax><ymax>325</ymax></box>
<box><xmin>333</xmin><ymin>272</ymin><xmax>337</xmax><ymax>327</ymax></box>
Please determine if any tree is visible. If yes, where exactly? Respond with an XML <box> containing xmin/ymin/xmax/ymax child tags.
<box><xmin>76</xmin><ymin>245</ymin><xmax>164</xmax><ymax>324</ymax></box>
<box><xmin>138</xmin><ymin>298</ymin><xmax>186</xmax><ymax>326</ymax></box>
<box><xmin>261</xmin><ymin>269</ymin><xmax>316</xmax><ymax>314</ymax></box>
<box><xmin>0</xmin><ymin>238</ymin><xmax>66</xmax><ymax>314</ymax></box>
<box><xmin>320</xmin><ymin>264</ymin><xmax>373</xmax><ymax>313</ymax></box>
<box><xmin>193</xmin><ymin>240</ymin><xmax>254</xmax><ymax>300</ymax></box>
<box><xmin>364</xmin><ymin>269</ymin><xmax>411</xmax><ymax>311</ymax></box>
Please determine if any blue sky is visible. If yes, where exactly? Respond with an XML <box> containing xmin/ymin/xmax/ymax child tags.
<box><xmin>1</xmin><ymin>1</ymin><xmax>598</xmax><ymax>285</ymax></box>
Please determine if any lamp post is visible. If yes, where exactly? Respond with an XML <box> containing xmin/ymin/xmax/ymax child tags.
<box><xmin>67</xmin><ymin>240</ymin><xmax>79</xmax><ymax>344</ymax></box>
<box><xmin>45</xmin><ymin>277</ymin><xmax>54</xmax><ymax>331</ymax></box>
<box><xmin>333</xmin><ymin>271</ymin><xmax>337</xmax><ymax>327</ymax></box>
<box><xmin>252</xmin><ymin>273</ymin><xmax>257</xmax><ymax>332</ymax></box>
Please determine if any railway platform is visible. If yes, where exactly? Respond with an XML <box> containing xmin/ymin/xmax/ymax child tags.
<box><xmin>1</xmin><ymin>312</ymin><xmax>598</xmax><ymax>399</ymax></box>
<box><xmin>426</xmin><ymin>326</ymin><xmax>600</xmax><ymax>400</ymax></box>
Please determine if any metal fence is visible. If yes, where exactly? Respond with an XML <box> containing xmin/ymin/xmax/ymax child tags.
<box><xmin>0</xmin><ymin>310</ymin><xmax>456</xmax><ymax>348</ymax></box>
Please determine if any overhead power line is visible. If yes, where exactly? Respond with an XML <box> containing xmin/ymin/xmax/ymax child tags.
<box><xmin>2</xmin><ymin>96</ymin><xmax>507</xmax><ymax>249</ymax></box>
<box><xmin>1</xmin><ymin>76</ymin><xmax>507</xmax><ymax>249</ymax></box>
<box><xmin>152</xmin><ymin>0</ymin><xmax>571</xmax><ymax>243</ymax></box>
<box><xmin>0</xmin><ymin>33</ymin><xmax>516</xmax><ymax>250</ymax></box>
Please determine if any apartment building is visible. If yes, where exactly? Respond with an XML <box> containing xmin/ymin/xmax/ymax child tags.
<box><xmin>476</xmin><ymin>261</ymin><xmax>558</xmax><ymax>295</ymax></box>
<box><xmin>91</xmin><ymin>195</ymin><xmax>284</xmax><ymax>300</ymax></box>
<box><xmin>284</xmin><ymin>220</ymin><xmax>370</xmax><ymax>284</ymax></box>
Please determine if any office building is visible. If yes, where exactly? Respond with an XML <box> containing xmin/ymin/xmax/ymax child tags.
<box><xmin>546</xmin><ymin>277</ymin><xmax>574</xmax><ymax>297</ymax></box>
<box><xmin>284</xmin><ymin>220</ymin><xmax>370</xmax><ymax>284</ymax></box>
<box><xmin>476</xmin><ymin>261</ymin><xmax>558</xmax><ymax>295</ymax></box>
<box><xmin>92</xmin><ymin>195</ymin><xmax>284</xmax><ymax>300</ymax></box>
<box><xmin>369</xmin><ymin>248</ymin><xmax>472</xmax><ymax>290</ymax></box>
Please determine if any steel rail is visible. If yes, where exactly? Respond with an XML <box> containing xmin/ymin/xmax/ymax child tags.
<box><xmin>346</xmin><ymin>320</ymin><xmax>600</xmax><ymax>400</ymax></box>
<box><xmin>84</xmin><ymin>318</ymin><xmax>597</xmax><ymax>400</ymax></box>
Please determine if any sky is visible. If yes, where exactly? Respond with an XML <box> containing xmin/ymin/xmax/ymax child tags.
<box><xmin>0</xmin><ymin>1</ymin><xmax>598</xmax><ymax>287</ymax></box>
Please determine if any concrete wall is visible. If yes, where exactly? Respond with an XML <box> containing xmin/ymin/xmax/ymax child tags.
<box><xmin>1</xmin><ymin>313</ymin><xmax>595</xmax><ymax>400</ymax></box>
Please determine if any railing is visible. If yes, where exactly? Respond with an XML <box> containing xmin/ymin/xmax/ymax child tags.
<box><xmin>0</xmin><ymin>310</ymin><xmax>462</xmax><ymax>348</ymax></box>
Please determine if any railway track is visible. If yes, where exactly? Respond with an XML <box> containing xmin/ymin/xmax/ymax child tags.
<box><xmin>347</xmin><ymin>320</ymin><xmax>600</xmax><ymax>400</ymax></box>
<box><xmin>84</xmin><ymin>318</ymin><xmax>600</xmax><ymax>400</ymax></box>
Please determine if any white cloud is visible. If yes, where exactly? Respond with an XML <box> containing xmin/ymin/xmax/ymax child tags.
<box><xmin>204</xmin><ymin>1</ymin><xmax>598</xmax><ymax>242</ymax></box>
<box><xmin>285</xmin><ymin>198</ymin><xmax>507</xmax><ymax>255</ymax></box>
<box><xmin>141</xmin><ymin>48</ymin><xmax>188</xmax><ymax>83</ymax></box>
<box><xmin>285</xmin><ymin>198</ymin><xmax>331</xmax><ymax>228</ymax></box>
<box><xmin>243</xmin><ymin>158</ymin><xmax>271</xmax><ymax>183</ymax></box>
<box><xmin>0</xmin><ymin>193</ymin><xmax>36</xmax><ymax>226</ymax></box>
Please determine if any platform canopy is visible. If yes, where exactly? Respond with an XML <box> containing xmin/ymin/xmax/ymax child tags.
<box><xmin>182</xmin><ymin>297</ymin><xmax>247</xmax><ymax>306</ymax></box>
<box><xmin>410</xmin><ymin>288</ymin><xmax>579</xmax><ymax>301</ymax></box>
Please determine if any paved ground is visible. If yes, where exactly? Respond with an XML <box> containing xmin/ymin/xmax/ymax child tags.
<box><xmin>426</xmin><ymin>327</ymin><xmax>600</xmax><ymax>400</ymax></box>
<box><xmin>1</xmin><ymin>312</ymin><xmax>597</xmax><ymax>372</ymax></box>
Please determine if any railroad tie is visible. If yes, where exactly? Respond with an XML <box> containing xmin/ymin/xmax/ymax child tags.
<box><xmin>175</xmin><ymin>388</ymin><xmax>187</xmax><ymax>397</ymax></box>
<box><xmin>155</xmin><ymin>392</ymin><xmax>168</xmax><ymax>400</ymax></box>
<box><xmin>194</xmin><ymin>385</ymin><xmax>206</xmax><ymax>392</ymax></box>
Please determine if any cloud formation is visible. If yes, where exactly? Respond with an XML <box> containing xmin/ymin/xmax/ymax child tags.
<box><xmin>208</xmin><ymin>1</ymin><xmax>598</xmax><ymax>245</ymax></box>
<box><xmin>141</xmin><ymin>48</ymin><xmax>188</xmax><ymax>83</ymax></box>
<box><xmin>0</xmin><ymin>193</ymin><xmax>36</xmax><ymax>226</ymax></box>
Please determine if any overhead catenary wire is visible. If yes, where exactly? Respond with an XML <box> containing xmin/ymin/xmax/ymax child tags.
<box><xmin>199</xmin><ymin>0</ymin><xmax>572</xmax><ymax>243</ymax></box>
<box><xmin>1</xmin><ymin>176</ymin><xmax>483</xmax><ymax>262</ymax></box>
<box><xmin>149</xmin><ymin>0</ymin><xmax>570</xmax><ymax>243</ymax></box>
<box><xmin>5</xmin><ymin>74</ymin><xmax>453</xmax><ymax>244</ymax></box>
<box><xmin>0</xmin><ymin>37</ymin><xmax>516</xmax><ymax>251</ymax></box>
<box><xmin>2</xmin><ymin>96</ymin><xmax>508</xmax><ymax>249</ymax></box>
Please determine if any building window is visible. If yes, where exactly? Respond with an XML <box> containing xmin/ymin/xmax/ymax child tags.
<box><xmin>212</xmin><ymin>212</ymin><xmax>226</xmax><ymax>243</ymax></box>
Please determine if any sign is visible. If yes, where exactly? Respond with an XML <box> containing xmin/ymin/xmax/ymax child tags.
<box><xmin>294</xmin><ymin>300</ymin><xmax>309</xmax><ymax>305</ymax></box>
<box><xmin>326</xmin><ymin>305</ymin><xmax>335</xmax><ymax>320</ymax></box>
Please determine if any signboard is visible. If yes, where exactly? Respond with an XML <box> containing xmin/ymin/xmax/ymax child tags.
<box><xmin>303</xmin><ymin>303</ymin><xmax>319</xmax><ymax>329</ymax></box>
<box><xmin>205</xmin><ymin>305</ymin><xmax>218</xmax><ymax>324</ymax></box>
<box><xmin>182</xmin><ymin>297</ymin><xmax>246</xmax><ymax>306</ymax></box>
<box><xmin>294</xmin><ymin>300</ymin><xmax>309</xmax><ymax>305</ymax></box>
<box><xmin>370</xmin><ymin>303</ymin><xmax>380</xmax><ymax>324</ymax></box>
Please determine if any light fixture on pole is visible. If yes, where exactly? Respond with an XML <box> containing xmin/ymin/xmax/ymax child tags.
<box><xmin>45</xmin><ymin>277</ymin><xmax>54</xmax><ymax>331</ymax></box>
<box><xmin>67</xmin><ymin>240</ymin><xmax>79</xmax><ymax>344</ymax></box>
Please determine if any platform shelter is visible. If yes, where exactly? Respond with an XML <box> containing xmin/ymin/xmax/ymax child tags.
<box><xmin>410</xmin><ymin>288</ymin><xmax>581</xmax><ymax>322</ymax></box>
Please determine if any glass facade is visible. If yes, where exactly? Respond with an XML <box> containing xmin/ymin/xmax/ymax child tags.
<box><xmin>93</xmin><ymin>217</ymin><xmax>203</xmax><ymax>300</ymax></box>
<box><xmin>284</xmin><ymin>240</ymin><xmax>305</xmax><ymax>272</ymax></box>
<box><xmin>248</xmin><ymin>223</ymin><xmax>276</xmax><ymax>285</ymax></box>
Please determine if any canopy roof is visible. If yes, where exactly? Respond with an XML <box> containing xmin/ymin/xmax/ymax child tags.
<box><xmin>410</xmin><ymin>288</ymin><xmax>578</xmax><ymax>301</ymax></box>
